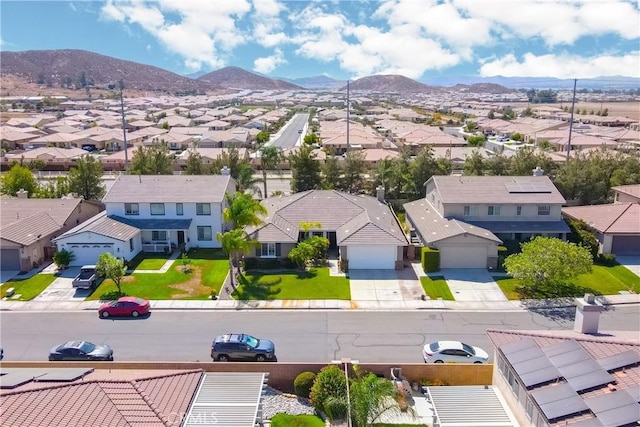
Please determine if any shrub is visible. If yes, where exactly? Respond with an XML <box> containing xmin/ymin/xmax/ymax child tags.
<box><xmin>421</xmin><ymin>247</ymin><xmax>439</xmax><ymax>272</ymax></box>
<box><xmin>309</xmin><ymin>365</ymin><xmax>346</xmax><ymax>414</ymax></box>
<box><xmin>323</xmin><ymin>396</ymin><xmax>348</xmax><ymax>420</ymax></box>
<box><xmin>294</xmin><ymin>371</ymin><xmax>316</xmax><ymax>398</ymax></box>
<box><xmin>52</xmin><ymin>249</ymin><xmax>75</xmax><ymax>269</ymax></box>
<box><xmin>596</xmin><ymin>253</ymin><xmax>617</xmax><ymax>266</ymax></box>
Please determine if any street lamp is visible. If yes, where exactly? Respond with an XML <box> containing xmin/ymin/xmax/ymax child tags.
<box><xmin>331</xmin><ymin>358</ymin><xmax>359</xmax><ymax>427</ymax></box>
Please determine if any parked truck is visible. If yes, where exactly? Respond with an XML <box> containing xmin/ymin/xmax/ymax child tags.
<box><xmin>72</xmin><ymin>265</ymin><xmax>101</xmax><ymax>289</ymax></box>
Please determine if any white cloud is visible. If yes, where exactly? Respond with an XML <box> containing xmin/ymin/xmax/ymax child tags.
<box><xmin>253</xmin><ymin>48</ymin><xmax>287</xmax><ymax>73</ymax></box>
<box><xmin>479</xmin><ymin>52</ymin><xmax>640</xmax><ymax>78</ymax></box>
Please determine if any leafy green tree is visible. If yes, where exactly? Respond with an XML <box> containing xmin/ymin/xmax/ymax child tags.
<box><xmin>0</xmin><ymin>164</ymin><xmax>38</xmax><ymax>197</ymax></box>
<box><xmin>53</xmin><ymin>249</ymin><xmax>75</xmax><ymax>269</ymax></box>
<box><xmin>35</xmin><ymin>176</ymin><xmax>71</xmax><ymax>198</ymax></box>
<box><xmin>467</xmin><ymin>135</ymin><xmax>485</xmax><ymax>147</ymax></box>
<box><xmin>303</xmin><ymin>133</ymin><xmax>320</xmax><ymax>145</ymax></box>
<box><xmin>223</xmin><ymin>192</ymin><xmax>267</xmax><ymax>229</ymax></box>
<box><xmin>322</xmin><ymin>155</ymin><xmax>342</xmax><ymax>190</ymax></box>
<box><xmin>288</xmin><ymin>242</ymin><xmax>315</xmax><ymax>270</ymax></box>
<box><xmin>216</xmin><ymin>229</ymin><xmax>257</xmax><ymax>288</ymax></box>
<box><xmin>96</xmin><ymin>252</ymin><xmax>127</xmax><ymax>295</ymax></box>
<box><xmin>372</xmin><ymin>158</ymin><xmax>394</xmax><ymax>195</ymax></box>
<box><xmin>504</xmin><ymin>237</ymin><xmax>592</xmax><ymax>293</ymax></box>
<box><xmin>183</xmin><ymin>150</ymin><xmax>205</xmax><ymax>175</ymax></box>
<box><xmin>256</xmin><ymin>130</ymin><xmax>270</xmax><ymax>145</ymax></box>
<box><xmin>258</xmin><ymin>145</ymin><xmax>282</xmax><ymax>198</ymax></box>
<box><xmin>610</xmin><ymin>155</ymin><xmax>640</xmax><ymax>187</ymax></box>
<box><xmin>289</xmin><ymin>144</ymin><xmax>322</xmax><ymax>192</ymax></box>
<box><xmin>509</xmin><ymin>147</ymin><xmax>555</xmax><ymax>176</ymax></box>
<box><xmin>511</xmin><ymin>133</ymin><xmax>522</xmax><ymax>141</ymax></box>
<box><xmin>464</xmin><ymin>121</ymin><xmax>476</xmax><ymax>133</ymax></box>
<box><xmin>210</xmin><ymin>146</ymin><xmax>244</xmax><ymax>179</ymax></box>
<box><xmin>485</xmin><ymin>152</ymin><xmax>511</xmax><ymax>176</ymax></box>
<box><xmin>567</xmin><ymin>219</ymin><xmax>600</xmax><ymax>259</ymax></box>
<box><xmin>310</xmin><ymin>365</ymin><xmax>347</xmax><ymax>415</ymax></box>
<box><xmin>409</xmin><ymin>147</ymin><xmax>442</xmax><ymax>199</ymax></box>
<box><xmin>129</xmin><ymin>144</ymin><xmax>174</xmax><ymax>175</ymax></box>
<box><xmin>464</xmin><ymin>150</ymin><xmax>486</xmax><ymax>175</ymax></box>
<box><xmin>68</xmin><ymin>155</ymin><xmax>105</xmax><ymax>200</ymax></box>
<box><xmin>339</xmin><ymin>150</ymin><xmax>366</xmax><ymax>193</ymax></box>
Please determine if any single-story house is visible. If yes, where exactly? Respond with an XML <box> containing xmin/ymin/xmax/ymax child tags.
<box><xmin>245</xmin><ymin>189</ymin><xmax>408</xmax><ymax>270</ymax></box>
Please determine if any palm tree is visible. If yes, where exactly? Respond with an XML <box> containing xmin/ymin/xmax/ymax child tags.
<box><xmin>236</xmin><ymin>163</ymin><xmax>263</xmax><ymax>197</ymax></box>
<box><xmin>223</xmin><ymin>192</ymin><xmax>268</xmax><ymax>230</ymax></box>
<box><xmin>258</xmin><ymin>144</ymin><xmax>282</xmax><ymax>199</ymax></box>
<box><xmin>216</xmin><ymin>229</ymin><xmax>257</xmax><ymax>288</ymax></box>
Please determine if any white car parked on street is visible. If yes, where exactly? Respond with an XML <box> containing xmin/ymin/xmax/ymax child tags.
<box><xmin>422</xmin><ymin>340</ymin><xmax>489</xmax><ymax>364</ymax></box>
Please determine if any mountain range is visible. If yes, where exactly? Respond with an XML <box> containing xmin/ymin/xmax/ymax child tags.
<box><xmin>1</xmin><ymin>49</ymin><xmax>636</xmax><ymax>96</ymax></box>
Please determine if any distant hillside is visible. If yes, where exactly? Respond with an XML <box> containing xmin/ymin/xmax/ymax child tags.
<box><xmin>198</xmin><ymin>66</ymin><xmax>304</xmax><ymax>90</ymax></box>
<box><xmin>423</xmin><ymin>75</ymin><xmax>640</xmax><ymax>90</ymax></box>
<box><xmin>449</xmin><ymin>83</ymin><xmax>514</xmax><ymax>94</ymax></box>
<box><xmin>344</xmin><ymin>74</ymin><xmax>440</xmax><ymax>93</ymax></box>
<box><xmin>0</xmin><ymin>49</ymin><xmax>213</xmax><ymax>93</ymax></box>
<box><xmin>279</xmin><ymin>75</ymin><xmax>346</xmax><ymax>90</ymax></box>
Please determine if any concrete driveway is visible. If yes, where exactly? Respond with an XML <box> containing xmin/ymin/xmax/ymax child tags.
<box><xmin>348</xmin><ymin>269</ymin><xmax>424</xmax><ymax>302</ymax></box>
<box><xmin>438</xmin><ymin>269</ymin><xmax>507</xmax><ymax>302</ymax></box>
<box><xmin>616</xmin><ymin>256</ymin><xmax>640</xmax><ymax>276</ymax></box>
<box><xmin>0</xmin><ymin>270</ymin><xmax>20</xmax><ymax>285</ymax></box>
<box><xmin>31</xmin><ymin>267</ymin><xmax>93</xmax><ymax>302</ymax></box>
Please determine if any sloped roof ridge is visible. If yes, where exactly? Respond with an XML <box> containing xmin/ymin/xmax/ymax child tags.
<box><xmin>341</xmin><ymin>211</ymin><xmax>407</xmax><ymax>244</ymax></box>
<box><xmin>129</xmin><ymin>381</ymin><xmax>172</xmax><ymax>426</ymax></box>
<box><xmin>53</xmin><ymin>211</ymin><xmax>108</xmax><ymax>239</ymax></box>
<box><xmin>486</xmin><ymin>328</ymin><xmax>640</xmax><ymax>346</ymax></box>
<box><xmin>603</xmin><ymin>202</ymin><xmax>635</xmax><ymax>233</ymax></box>
<box><xmin>268</xmin><ymin>214</ymin><xmax>298</xmax><ymax>237</ymax></box>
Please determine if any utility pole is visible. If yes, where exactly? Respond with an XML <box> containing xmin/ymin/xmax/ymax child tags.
<box><xmin>346</xmin><ymin>80</ymin><xmax>350</xmax><ymax>154</ymax></box>
<box><xmin>567</xmin><ymin>78</ymin><xmax>577</xmax><ymax>160</ymax></box>
<box><xmin>119</xmin><ymin>80</ymin><xmax>129</xmax><ymax>170</ymax></box>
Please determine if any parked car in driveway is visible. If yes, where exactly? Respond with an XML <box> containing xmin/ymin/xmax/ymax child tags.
<box><xmin>49</xmin><ymin>341</ymin><xmax>113</xmax><ymax>361</ymax></box>
<box><xmin>211</xmin><ymin>333</ymin><xmax>276</xmax><ymax>362</ymax></box>
<box><xmin>422</xmin><ymin>340</ymin><xmax>489</xmax><ymax>364</ymax></box>
<box><xmin>99</xmin><ymin>297</ymin><xmax>150</xmax><ymax>318</ymax></box>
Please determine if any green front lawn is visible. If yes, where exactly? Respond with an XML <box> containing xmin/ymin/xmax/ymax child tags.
<box><xmin>87</xmin><ymin>249</ymin><xmax>228</xmax><ymax>301</ymax></box>
<box><xmin>420</xmin><ymin>276</ymin><xmax>454</xmax><ymax>300</ymax></box>
<box><xmin>495</xmin><ymin>264</ymin><xmax>640</xmax><ymax>300</ymax></box>
<box><xmin>1</xmin><ymin>274</ymin><xmax>56</xmax><ymax>301</ymax></box>
<box><xmin>233</xmin><ymin>267</ymin><xmax>351</xmax><ymax>300</ymax></box>
<box><xmin>127</xmin><ymin>252</ymin><xmax>169</xmax><ymax>270</ymax></box>
<box><xmin>270</xmin><ymin>414</ymin><xmax>325</xmax><ymax>427</ymax></box>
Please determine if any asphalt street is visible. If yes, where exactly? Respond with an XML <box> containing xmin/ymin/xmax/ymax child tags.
<box><xmin>269</xmin><ymin>113</ymin><xmax>309</xmax><ymax>149</ymax></box>
<box><xmin>1</xmin><ymin>307</ymin><xmax>638</xmax><ymax>363</ymax></box>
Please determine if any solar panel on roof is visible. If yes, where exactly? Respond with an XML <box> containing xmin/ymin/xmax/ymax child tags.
<box><xmin>35</xmin><ymin>368</ymin><xmax>94</xmax><ymax>382</ymax></box>
<box><xmin>566</xmin><ymin>418</ymin><xmax>605</xmax><ymax>427</ymax></box>
<box><xmin>512</xmin><ymin>355</ymin><xmax>555</xmax><ymax>376</ymax></box>
<box><xmin>0</xmin><ymin>373</ymin><xmax>40</xmax><ymax>389</ymax></box>
<box><xmin>597</xmin><ymin>350</ymin><xmax>640</xmax><ymax>372</ymax></box>
<box><xmin>627</xmin><ymin>384</ymin><xmax>640</xmax><ymax>402</ymax></box>
<box><xmin>558</xmin><ymin>359</ymin><xmax>603</xmax><ymax>379</ymax></box>
<box><xmin>500</xmin><ymin>337</ymin><xmax>537</xmax><ymax>355</ymax></box>
<box><xmin>547</xmin><ymin>345</ymin><xmax>592</xmax><ymax>368</ymax></box>
<box><xmin>542</xmin><ymin>339</ymin><xmax>582</xmax><ymax>357</ymax></box>
<box><xmin>531</xmin><ymin>383</ymin><xmax>579</xmax><ymax>405</ymax></box>
<box><xmin>520</xmin><ymin>365</ymin><xmax>561</xmax><ymax>388</ymax></box>
<box><xmin>585</xmin><ymin>389</ymin><xmax>636</xmax><ymax>413</ymax></box>
<box><xmin>594</xmin><ymin>406</ymin><xmax>640</xmax><ymax>427</ymax></box>
<box><xmin>566</xmin><ymin>369</ymin><xmax>614</xmax><ymax>392</ymax></box>
<box><xmin>538</xmin><ymin>395</ymin><xmax>589</xmax><ymax>420</ymax></box>
<box><xmin>508</xmin><ymin>346</ymin><xmax>547</xmax><ymax>364</ymax></box>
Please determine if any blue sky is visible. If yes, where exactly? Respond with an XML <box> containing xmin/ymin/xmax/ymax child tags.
<box><xmin>1</xmin><ymin>0</ymin><xmax>639</xmax><ymax>81</ymax></box>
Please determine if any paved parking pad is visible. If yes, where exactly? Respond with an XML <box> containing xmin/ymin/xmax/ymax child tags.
<box><xmin>439</xmin><ymin>269</ymin><xmax>507</xmax><ymax>302</ymax></box>
<box><xmin>31</xmin><ymin>267</ymin><xmax>93</xmax><ymax>302</ymax></box>
<box><xmin>349</xmin><ymin>269</ymin><xmax>415</xmax><ymax>301</ymax></box>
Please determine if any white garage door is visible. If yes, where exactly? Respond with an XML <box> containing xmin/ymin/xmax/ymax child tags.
<box><xmin>439</xmin><ymin>246</ymin><xmax>487</xmax><ymax>269</ymax></box>
<box><xmin>348</xmin><ymin>245</ymin><xmax>396</xmax><ymax>270</ymax></box>
<box><xmin>67</xmin><ymin>244</ymin><xmax>115</xmax><ymax>266</ymax></box>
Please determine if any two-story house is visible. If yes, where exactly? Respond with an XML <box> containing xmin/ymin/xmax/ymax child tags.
<box><xmin>404</xmin><ymin>171</ymin><xmax>569</xmax><ymax>269</ymax></box>
<box><xmin>53</xmin><ymin>174</ymin><xmax>235</xmax><ymax>266</ymax></box>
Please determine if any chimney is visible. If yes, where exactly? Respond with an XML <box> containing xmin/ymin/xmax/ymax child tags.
<box><xmin>220</xmin><ymin>166</ymin><xmax>230</xmax><ymax>176</ymax></box>
<box><xmin>16</xmin><ymin>188</ymin><xmax>28</xmax><ymax>199</ymax></box>
<box><xmin>532</xmin><ymin>166</ymin><xmax>544</xmax><ymax>176</ymax></box>
<box><xmin>574</xmin><ymin>293</ymin><xmax>604</xmax><ymax>334</ymax></box>
<box><xmin>376</xmin><ymin>186</ymin><xmax>385</xmax><ymax>203</ymax></box>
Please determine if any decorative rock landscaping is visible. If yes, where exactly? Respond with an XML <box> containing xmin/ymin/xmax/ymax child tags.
<box><xmin>263</xmin><ymin>386</ymin><xmax>316</xmax><ymax>419</ymax></box>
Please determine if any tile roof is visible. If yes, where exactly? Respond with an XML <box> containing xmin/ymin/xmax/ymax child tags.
<box><xmin>562</xmin><ymin>203</ymin><xmax>640</xmax><ymax>234</ymax></box>
<box><xmin>487</xmin><ymin>329</ymin><xmax>640</xmax><ymax>427</ymax></box>
<box><xmin>404</xmin><ymin>199</ymin><xmax>501</xmax><ymax>244</ymax></box>
<box><xmin>102</xmin><ymin>174</ymin><xmax>232</xmax><ymax>204</ymax></box>
<box><xmin>247</xmin><ymin>190</ymin><xmax>408</xmax><ymax>246</ymax></box>
<box><xmin>0</xmin><ymin>370</ymin><xmax>203</xmax><ymax>427</ymax></box>
<box><xmin>0</xmin><ymin>197</ymin><xmax>90</xmax><ymax>245</ymax></box>
<box><xmin>431</xmin><ymin>175</ymin><xmax>566</xmax><ymax>205</ymax></box>
<box><xmin>53</xmin><ymin>211</ymin><xmax>140</xmax><ymax>242</ymax></box>
<box><xmin>613</xmin><ymin>184</ymin><xmax>640</xmax><ymax>200</ymax></box>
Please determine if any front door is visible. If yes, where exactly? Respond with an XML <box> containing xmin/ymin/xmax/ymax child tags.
<box><xmin>177</xmin><ymin>231</ymin><xmax>185</xmax><ymax>246</ymax></box>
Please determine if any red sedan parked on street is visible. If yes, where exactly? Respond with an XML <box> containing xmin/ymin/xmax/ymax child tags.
<box><xmin>99</xmin><ymin>297</ymin><xmax>150</xmax><ymax>318</ymax></box>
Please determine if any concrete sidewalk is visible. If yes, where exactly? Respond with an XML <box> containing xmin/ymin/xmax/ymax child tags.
<box><xmin>0</xmin><ymin>293</ymin><xmax>637</xmax><ymax>312</ymax></box>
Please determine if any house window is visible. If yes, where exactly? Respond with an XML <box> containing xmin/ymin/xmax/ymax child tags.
<box><xmin>176</xmin><ymin>203</ymin><xmax>183</xmax><ymax>216</ymax></box>
<box><xmin>538</xmin><ymin>205</ymin><xmax>551</xmax><ymax>216</ymax></box>
<box><xmin>150</xmin><ymin>203</ymin><xmax>165</xmax><ymax>215</ymax></box>
<box><xmin>463</xmin><ymin>205</ymin><xmax>477</xmax><ymax>216</ymax></box>
<box><xmin>516</xmin><ymin>206</ymin><xmax>522</xmax><ymax>216</ymax></box>
<box><xmin>197</xmin><ymin>226</ymin><xmax>212</xmax><ymax>241</ymax></box>
<box><xmin>129</xmin><ymin>238</ymin><xmax>134</xmax><ymax>251</ymax></box>
<box><xmin>488</xmin><ymin>205</ymin><xmax>501</xmax><ymax>216</ymax></box>
<box><xmin>125</xmin><ymin>203</ymin><xmax>139</xmax><ymax>215</ymax></box>
<box><xmin>196</xmin><ymin>203</ymin><xmax>211</xmax><ymax>215</ymax></box>
<box><xmin>152</xmin><ymin>231</ymin><xmax>167</xmax><ymax>241</ymax></box>
<box><xmin>261</xmin><ymin>243</ymin><xmax>276</xmax><ymax>257</ymax></box>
